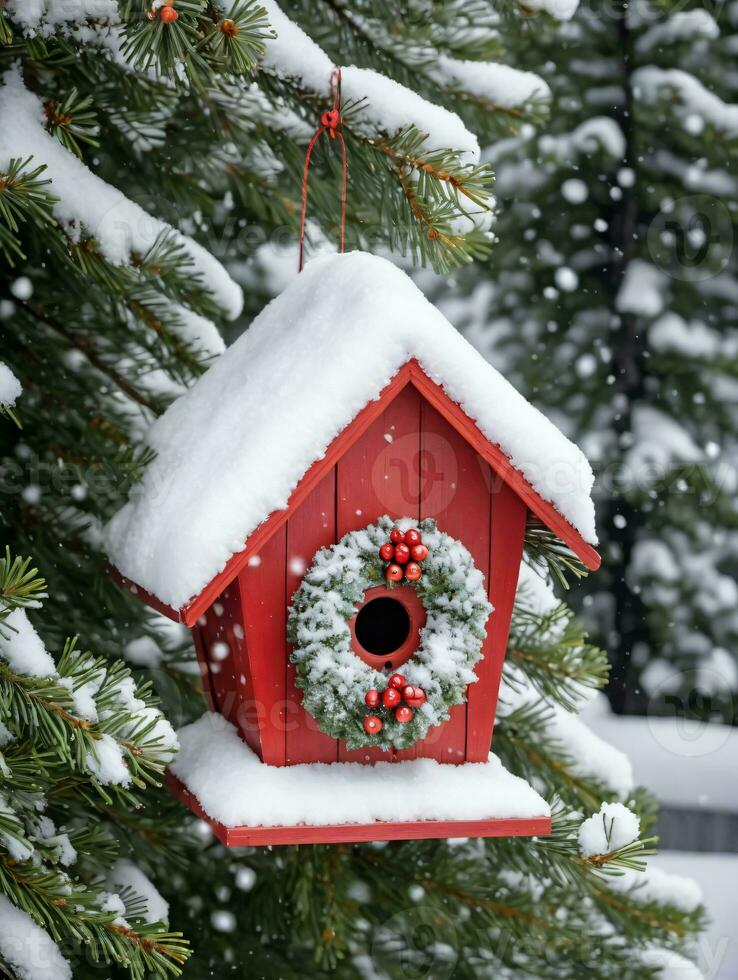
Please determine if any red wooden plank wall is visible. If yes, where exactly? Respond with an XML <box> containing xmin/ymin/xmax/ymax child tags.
<box><xmin>238</xmin><ymin>526</ymin><xmax>288</xmax><ymax>765</ymax></box>
<box><xmin>191</xmin><ymin>626</ymin><xmax>217</xmax><ymax>713</ymax></box>
<box><xmin>285</xmin><ymin>471</ymin><xmax>339</xmax><ymax>764</ymax></box>
<box><xmin>468</xmin><ymin>479</ymin><xmax>526</xmax><ymax>759</ymax></box>
<box><xmin>222</xmin><ymin>379</ymin><xmax>519</xmax><ymax>769</ymax></box>
<box><xmin>335</xmin><ymin>384</ymin><xmax>422</xmax><ymax>763</ymax></box>
<box><xmin>415</xmin><ymin>400</ymin><xmax>493</xmax><ymax>762</ymax></box>
<box><xmin>195</xmin><ymin>582</ymin><xmax>259</xmax><ymax>755</ymax></box>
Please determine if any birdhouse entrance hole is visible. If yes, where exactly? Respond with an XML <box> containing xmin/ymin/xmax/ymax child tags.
<box><xmin>349</xmin><ymin>585</ymin><xmax>426</xmax><ymax>671</ymax></box>
<box><xmin>356</xmin><ymin>598</ymin><xmax>408</xmax><ymax>658</ymax></box>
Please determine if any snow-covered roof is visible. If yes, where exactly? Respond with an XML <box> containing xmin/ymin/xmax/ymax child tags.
<box><xmin>107</xmin><ymin>252</ymin><xmax>597</xmax><ymax>610</ymax></box>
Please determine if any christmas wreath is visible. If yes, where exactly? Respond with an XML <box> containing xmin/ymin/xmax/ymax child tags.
<box><xmin>287</xmin><ymin>516</ymin><xmax>493</xmax><ymax>750</ymax></box>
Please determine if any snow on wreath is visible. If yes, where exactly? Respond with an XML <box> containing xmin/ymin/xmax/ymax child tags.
<box><xmin>288</xmin><ymin>516</ymin><xmax>492</xmax><ymax>751</ymax></box>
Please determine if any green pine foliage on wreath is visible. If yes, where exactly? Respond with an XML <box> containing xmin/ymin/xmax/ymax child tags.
<box><xmin>288</xmin><ymin>516</ymin><xmax>492</xmax><ymax>750</ymax></box>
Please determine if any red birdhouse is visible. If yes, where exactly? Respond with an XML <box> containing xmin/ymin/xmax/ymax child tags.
<box><xmin>108</xmin><ymin>252</ymin><xmax>599</xmax><ymax>846</ymax></box>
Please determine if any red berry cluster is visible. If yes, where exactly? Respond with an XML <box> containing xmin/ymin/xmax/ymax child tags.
<box><xmin>379</xmin><ymin>527</ymin><xmax>429</xmax><ymax>584</ymax></box>
<box><xmin>362</xmin><ymin>673</ymin><xmax>426</xmax><ymax>735</ymax></box>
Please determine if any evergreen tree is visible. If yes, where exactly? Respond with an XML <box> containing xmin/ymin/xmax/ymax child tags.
<box><xmin>0</xmin><ymin>550</ymin><xmax>188</xmax><ymax>977</ymax></box>
<box><xmin>430</xmin><ymin>0</ymin><xmax>738</xmax><ymax>717</ymax></box>
<box><xmin>0</xmin><ymin>2</ymin><xmax>708</xmax><ymax>977</ymax></box>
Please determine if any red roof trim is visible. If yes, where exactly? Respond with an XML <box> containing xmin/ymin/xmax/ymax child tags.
<box><xmin>406</xmin><ymin>362</ymin><xmax>601</xmax><ymax>574</ymax></box>
<box><xmin>113</xmin><ymin>359</ymin><xmax>599</xmax><ymax>625</ymax></box>
<box><xmin>178</xmin><ymin>362</ymin><xmax>416</xmax><ymax>625</ymax></box>
<box><xmin>109</xmin><ymin>564</ymin><xmax>181</xmax><ymax>623</ymax></box>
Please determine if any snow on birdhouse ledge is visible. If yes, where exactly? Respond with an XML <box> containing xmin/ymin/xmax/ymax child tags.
<box><xmin>167</xmin><ymin>713</ymin><xmax>551</xmax><ymax>846</ymax></box>
<box><xmin>106</xmin><ymin>250</ymin><xmax>598</xmax><ymax>618</ymax></box>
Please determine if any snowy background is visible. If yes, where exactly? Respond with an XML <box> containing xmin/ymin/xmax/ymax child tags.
<box><xmin>1</xmin><ymin>0</ymin><xmax>737</xmax><ymax>977</ymax></box>
<box><xmin>585</xmin><ymin>698</ymin><xmax>738</xmax><ymax>979</ymax></box>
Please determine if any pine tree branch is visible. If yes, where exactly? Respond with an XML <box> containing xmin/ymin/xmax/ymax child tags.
<box><xmin>23</xmin><ymin>303</ymin><xmax>164</xmax><ymax>414</ymax></box>
<box><xmin>393</xmin><ymin>162</ymin><xmax>463</xmax><ymax>251</ymax></box>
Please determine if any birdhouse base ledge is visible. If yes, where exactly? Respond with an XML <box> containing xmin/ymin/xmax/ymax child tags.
<box><xmin>167</xmin><ymin>713</ymin><xmax>551</xmax><ymax>847</ymax></box>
